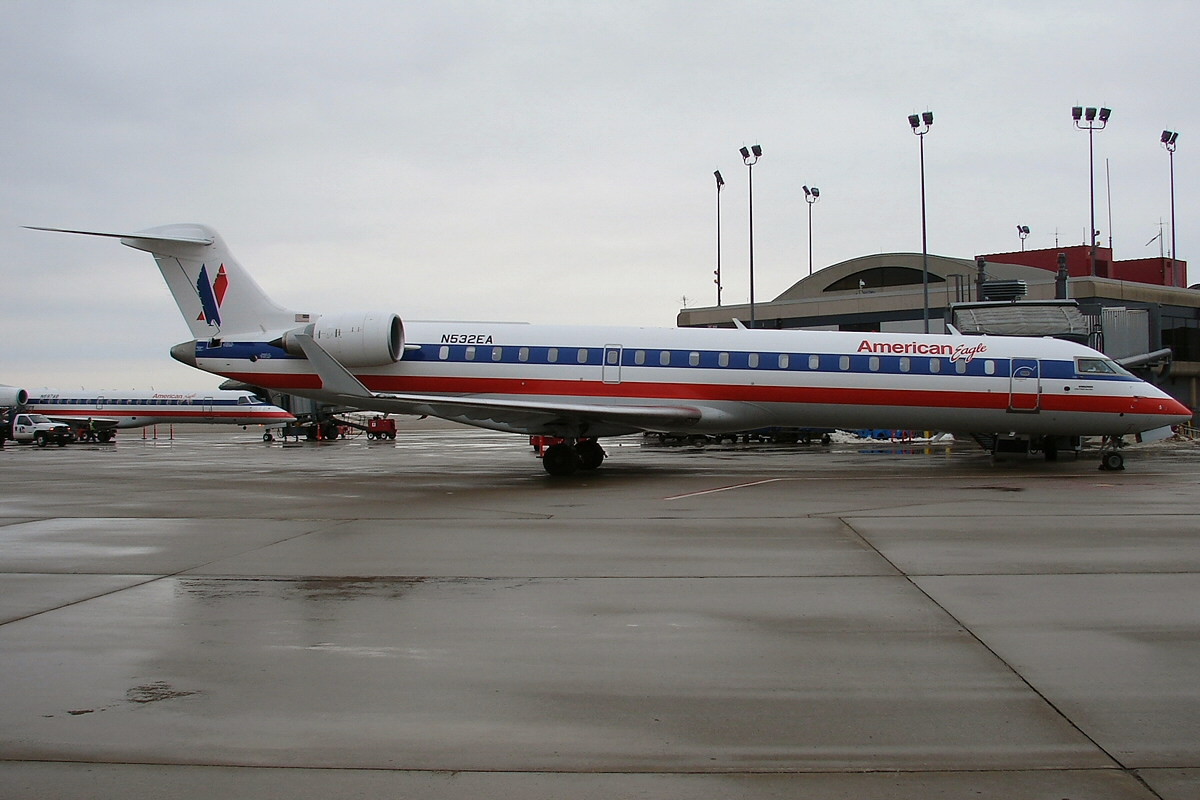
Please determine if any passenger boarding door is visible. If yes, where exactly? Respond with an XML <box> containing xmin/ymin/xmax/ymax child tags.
<box><xmin>603</xmin><ymin>345</ymin><xmax>622</xmax><ymax>384</ymax></box>
<box><xmin>1008</xmin><ymin>358</ymin><xmax>1041</xmax><ymax>413</ymax></box>
<box><xmin>202</xmin><ymin>396</ymin><xmax>215</xmax><ymax>420</ymax></box>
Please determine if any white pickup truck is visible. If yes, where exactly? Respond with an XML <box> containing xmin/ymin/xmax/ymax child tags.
<box><xmin>8</xmin><ymin>413</ymin><xmax>73</xmax><ymax>447</ymax></box>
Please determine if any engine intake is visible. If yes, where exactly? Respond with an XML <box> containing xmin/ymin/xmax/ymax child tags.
<box><xmin>0</xmin><ymin>386</ymin><xmax>29</xmax><ymax>406</ymax></box>
<box><xmin>277</xmin><ymin>312</ymin><xmax>403</xmax><ymax>367</ymax></box>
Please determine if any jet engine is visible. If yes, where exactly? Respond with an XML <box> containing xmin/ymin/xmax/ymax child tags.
<box><xmin>279</xmin><ymin>312</ymin><xmax>404</xmax><ymax>367</ymax></box>
<box><xmin>0</xmin><ymin>386</ymin><xmax>29</xmax><ymax>406</ymax></box>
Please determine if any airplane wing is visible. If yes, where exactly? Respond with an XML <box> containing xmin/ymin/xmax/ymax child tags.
<box><xmin>292</xmin><ymin>334</ymin><xmax>704</xmax><ymax>437</ymax></box>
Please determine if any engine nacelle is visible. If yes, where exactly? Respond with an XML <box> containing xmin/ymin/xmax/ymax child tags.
<box><xmin>0</xmin><ymin>386</ymin><xmax>29</xmax><ymax>406</ymax></box>
<box><xmin>280</xmin><ymin>312</ymin><xmax>403</xmax><ymax>367</ymax></box>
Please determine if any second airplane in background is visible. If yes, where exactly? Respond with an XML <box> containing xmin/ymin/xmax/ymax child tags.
<box><xmin>18</xmin><ymin>387</ymin><xmax>294</xmax><ymax>441</ymax></box>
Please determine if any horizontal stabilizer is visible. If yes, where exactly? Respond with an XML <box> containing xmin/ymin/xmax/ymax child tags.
<box><xmin>25</xmin><ymin>226</ymin><xmax>215</xmax><ymax>246</ymax></box>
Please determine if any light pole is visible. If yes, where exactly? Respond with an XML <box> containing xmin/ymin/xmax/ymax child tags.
<box><xmin>1072</xmin><ymin>105</ymin><xmax>1111</xmax><ymax>276</ymax></box>
<box><xmin>1162</xmin><ymin>129</ymin><xmax>1180</xmax><ymax>284</ymax></box>
<box><xmin>908</xmin><ymin>111</ymin><xmax>933</xmax><ymax>333</ymax></box>
<box><xmin>714</xmin><ymin>170</ymin><xmax>725</xmax><ymax>305</ymax></box>
<box><xmin>803</xmin><ymin>185</ymin><xmax>820</xmax><ymax>276</ymax></box>
<box><xmin>1017</xmin><ymin>224</ymin><xmax>1030</xmax><ymax>251</ymax></box>
<box><xmin>740</xmin><ymin>144</ymin><xmax>762</xmax><ymax>327</ymax></box>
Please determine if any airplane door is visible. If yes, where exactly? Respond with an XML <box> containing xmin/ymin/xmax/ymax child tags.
<box><xmin>603</xmin><ymin>345</ymin><xmax>622</xmax><ymax>384</ymax></box>
<box><xmin>95</xmin><ymin>395</ymin><xmax>105</xmax><ymax>410</ymax></box>
<box><xmin>202</xmin><ymin>396</ymin><xmax>215</xmax><ymax>420</ymax></box>
<box><xmin>1009</xmin><ymin>358</ymin><xmax>1041</xmax><ymax>412</ymax></box>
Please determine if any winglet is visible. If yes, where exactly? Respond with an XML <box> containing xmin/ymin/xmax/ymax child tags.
<box><xmin>732</xmin><ymin>318</ymin><xmax>747</xmax><ymax>330</ymax></box>
<box><xmin>292</xmin><ymin>334</ymin><xmax>372</xmax><ymax>398</ymax></box>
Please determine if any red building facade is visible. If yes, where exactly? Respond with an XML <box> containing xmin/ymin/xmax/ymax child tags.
<box><xmin>980</xmin><ymin>244</ymin><xmax>1187</xmax><ymax>288</ymax></box>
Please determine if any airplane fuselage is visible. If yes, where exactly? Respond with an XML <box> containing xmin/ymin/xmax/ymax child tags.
<box><xmin>184</xmin><ymin>321</ymin><xmax>1187</xmax><ymax>438</ymax></box>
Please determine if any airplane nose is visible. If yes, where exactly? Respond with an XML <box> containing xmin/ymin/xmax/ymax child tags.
<box><xmin>1165</xmin><ymin>397</ymin><xmax>1193</xmax><ymax>420</ymax></box>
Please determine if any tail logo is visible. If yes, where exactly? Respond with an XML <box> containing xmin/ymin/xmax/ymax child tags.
<box><xmin>195</xmin><ymin>264</ymin><xmax>228</xmax><ymax>326</ymax></box>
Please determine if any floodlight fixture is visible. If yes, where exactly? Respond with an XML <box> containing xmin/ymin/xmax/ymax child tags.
<box><xmin>1162</xmin><ymin>129</ymin><xmax>1181</xmax><ymax>281</ymax></box>
<box><xmin>739</xmin><ymin>144</ymin><xmax>763</xmax><ymax>324</ymax></box>
<box><xmin>804</xmin><ymin>184</ymin><xmax>821</xmax><ymax>276</ymax></box>
<box><xmin>909</xmin><ymin>110</ymin><xmax>934</xmax><ymax>331</ymax></box>
<box><xmin>1073</xmin><ymin>104</ymin><xmax>1112</xmax><ymax>276</ymax></box>
<box><xmin>714</xmin><ymin>171</ymin><xmax>725</xmax><ymax>304</ymax></box>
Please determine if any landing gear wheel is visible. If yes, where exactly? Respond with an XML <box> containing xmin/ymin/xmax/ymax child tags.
<box><xmin>543</xmin><ymin>443</ymin><xmax>581</xmax><ymax>476</ymax></box>
<box><xmin>1101</xmin><ymin>451</ymin><xmax>1124</xmax><ymax>471</ymax></box>
<box><xmin>321</xmin><ymin>423</ymin><xmax>340</xmax><ymax>441</ymax></box>
<box><xmin>575</xmin><ymin>440</ymin><xmax>605</xmax><ymax>470</ymax></box>
<box><xmin>263</xmin><ymin>432</ymin><xmax>274</xmax><ymax>442</ymax></box>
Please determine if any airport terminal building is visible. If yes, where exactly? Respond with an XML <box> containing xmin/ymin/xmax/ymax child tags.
<box><xmin>678</xmin><ymin>245</ymin><xmax>1200</xmax><ymax>416</ymax></box>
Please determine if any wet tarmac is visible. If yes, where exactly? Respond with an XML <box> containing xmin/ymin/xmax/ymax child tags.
<box><xmin>1</xmin><ymin>422</ymin><xmax>1198</xmax><ymax>799</ymax></box>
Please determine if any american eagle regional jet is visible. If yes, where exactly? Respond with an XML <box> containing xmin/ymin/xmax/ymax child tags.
<box><xmin>31</xmin><ymin>224</ymin><xmax>1191</xmax><ymax>474</ymax></box>
<box><xmin>15</xmin><ymin>388</ymin><xmax>294</xmax><ymax>440</ymax></box>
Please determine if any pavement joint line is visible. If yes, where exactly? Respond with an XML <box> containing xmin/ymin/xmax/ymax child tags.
<box><xmin>0</xmin><ymin>519</ymin><xmax>348</xmax><ymax>629</ymax></box>
<box><xmin>0</xmin><ymin>758</ymin><xmax>1169</xmax><ymax>776</ymax></box>
<box><xmin>837</xmin><ymin>515</ymin><xmax>1166</xmax><ymax>798</ymax></box>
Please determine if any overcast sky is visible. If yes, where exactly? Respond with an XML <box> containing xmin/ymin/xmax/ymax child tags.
<box><xmin>1</xmin><ymin>1</ymin><xmax>1195</xmax><ymax>390</ymax></box>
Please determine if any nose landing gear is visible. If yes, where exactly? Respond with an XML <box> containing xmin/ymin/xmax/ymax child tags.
<box><xmin>1098</xmin><ymin>436</ymin><xmax>1125</xmax><ymax>471</ymax></box>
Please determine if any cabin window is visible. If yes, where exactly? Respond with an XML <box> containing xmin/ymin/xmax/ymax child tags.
<box><xmin>607</xmin><ymin>350</ymin><xmax>619</xmax><ymax>365</ymax></box>
<box><xmin>899</xmin><ymin>357</ymin><xmax>910</xmax><ymax>373</ymax></box>
<box><xmin>518</xmin><ymin>347</ymin><xmax>529</xmax><ymax>362</ymax></box>
<box><xmin>465</xmin><ymin>346</ymin><xmax>475</xmax><ymax>361</ymax></box>
<box><xmin>778</xmin><ymin>353</ymin><xmax>789</xmax><ymax>369</ymax></box>
<box><xmin>492</xmin><ymin>347</ymin><xmax>503</xmax><ymax>361</ymax></box>
<box><xmin>689</xmin><ymin>351</ymin><xmax>700</xmax><ymax>366</ymax></box>
<box><xmin>635</xmin><ymin>350</ymin><xmax>645</xmax><ymax>365</ymax></box>
<box><xmin>438</xmin><ymin>345</ymin><xmax>449</xmax><ymax>360</ymax></box>
<box><xmin>839</xmin><ymin>355</ymin><xmax>850</xmax><ymax>371</ymax></box>
<box><xmin>577</xmin><ymin>348</ymin><xmax>588</xmax><ymax>364</ymax></box>
<box><xmin>748</xmin><ymin>352</ymin><xmax>759</xmax><ymax>368</ymax></box>
<box><xmin>984</xmin><ymin>359</ymin><xmax>995</xmax><ymax>375</ymax></box>
<box><xmin>660</xmin><ymin>350</ymin><xmax>670</xmax><ymax>366</ymax></box>
<box><xmin>869</xmin><ymin>356</ymin><xmax>880</xmax><ymax>371</ymax></box>
<box><xmin>930</xmin><ymin>358</ymin><xmax>941</xmax><ymax>373</ymax></box>
<box><xmin>808</xmin><ymin>354</ymin><xmax>819</xmax><ymax>370</ymax></box>
<box><xmin>547</xmin><ymin>348</ymin><xmax>558</xmax><ymax>363</ymax></box>
<box><xmin>718</xmin><ymin>352</ymin><xmax>729</xmax><ymax>367</ymax></box>
<box><xmin>956</xmin><ymin>359</ymin><xmax>967</xmax><ymax>374</ymax></box>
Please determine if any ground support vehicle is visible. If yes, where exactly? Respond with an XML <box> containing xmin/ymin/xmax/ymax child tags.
<box><xmin>8</xmin><ymin>413</ymin><xmax>73</xmax><ymax>447</ymax></box>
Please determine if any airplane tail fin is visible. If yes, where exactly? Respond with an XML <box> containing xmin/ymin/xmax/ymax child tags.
<box><xmin>28</xmin><ymin>224</ymin><xmax>300</xmax><ymax>340</ymax></box>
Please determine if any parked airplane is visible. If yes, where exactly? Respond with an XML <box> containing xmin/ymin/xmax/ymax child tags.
<box><xmin>12</xmin><ymin>386</ymin><xmax>294</xmax><ymax>441</ymax></box>
<box><xmin>31</xmin><ymin>224</ymin><xmax>1192</xmax><ymax>473</ymax></box>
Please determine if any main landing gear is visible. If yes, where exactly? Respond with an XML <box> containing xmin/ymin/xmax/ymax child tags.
<box><xmin>1098</xmin><ymin>435</ymin><xmax>1125</xmax><ymax>471</ymax></box>
<box><xmin>542</xmin><ymin>438</ymin><xmax>606</xmax><ymax>476</ymax></box>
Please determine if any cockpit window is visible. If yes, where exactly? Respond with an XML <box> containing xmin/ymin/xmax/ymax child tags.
<box><xmin>1076</xmin><ymin>357</ymin><xmax>1130</xmax><ymax>376</ymax></box>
